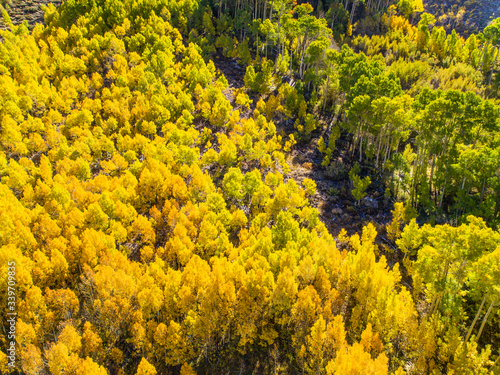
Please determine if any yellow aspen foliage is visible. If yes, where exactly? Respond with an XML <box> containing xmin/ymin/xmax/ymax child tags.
<box><xmin>45</xmin><ymin>342</ymin><xmax>80</xmax><ymax>375</ymax></box>
<box><xmin>39</xmin><ymin>154</ymin><xmax>53</xmax><ymax>183</ymax></box>
<box><xmin>20</xmin><ymin>344</ymin><xmax>45</xmax><ymax>375</ymax></box>
<box><xmin>447</xmin><ymin>340</ymin><xmax>492</xmax><ymax>374</ymax></box>
<box><xmin>387</xmin><ymin>202</ymin><xmax>417</xmax><ymax>242</ymax></box>
<box><xmin>130</xmin><ymin>321</ymin><xmax>147</xmax><ymax>353</ymax></box>
<box><xmin>110</xmin><ymin>347</ymin><xmax>124</xmax><ymax>365</ymax></box>
<box><xmin>0</xmin><ymin>187</ymin><xmax>36</xmax><ymax>250</ymax></box>
<box><xmin>58</xmin><ymin>324</ymin><xmax>82</xmax><ymax>353</ymax></box>
<box><xmin>15</xmin><ymin>319</ymin><xmax>37</xmax><ymax>348</ymax></box>
<box><xmin>180</xmin><ymin>363</ymin><xmax>197</xmax><ymax>375</ymax></box>
<box><xmin>0</xmin><ymin>351</ymin><xmax>8</xmax><ymax>374</ymax></box>
<box><xmin>43</xmin><ymin>288</ymin><xmax>79</xmax><ymax>327</ymax></box>
<box><xmin>325</xmin><ymin>315</ymin><xmax>348</xmax><ymax>353</ymax></box>
<box><xmin>304</xmin><ymin>315</ymin><xmax>328</xmax><ymax>374</ymax></box>
<box><xmin>136</xmin><ymin>358</ymin><xmax>157</xmax><ymax>375</ymax></box>
<box><xmin>0</xmin><ymin>0</ymin><xmax>498</xmax><ymax>373</ymax></box>
<box><xmin>130</xmin><ymin>215</ymin><xmax>156</xmax><ymax>246</ymax></box>
<box><xmin>199</xmin><ymin>257</ymin><xmax>238</xmax><ymax>335</ymax></box>
<box><xmin>0</xmin><ymin>244</ymin><xmax>33</xmax><ymax>292</ymax></box>
<box><xmin>82</xmin><ymin>322</ymin><xmax>103</xmax><ymax>358</ymax></box>
<box><xmin>85</xmin><ymin>202</ymin><xmax>109</xmax><ymax>231</ymax></box>
<box><xmin>164</xmin><ymin>320</ymin><xmax>195</xmax><ymax>366</ymax></box>
<box><xmin>3</xmin><ymin>159</ymin><xmax>31</xmax><ymax>192</ymax></box>
<box><xmin>302</xmin><ymin>178</ymin><xmax>317</xmax><ymax>196</ymax></box>
<box><xmin>235</xmin><ymin>257</ymin><xmax>275</xmax><ymax>349</ymax></box>
<box><xmin>270</xmin><ymin>268</ymin><xmax>298</xmax><ymax>320</ymax></box>
<box><xmin>326</xmin><ymin>342</ymin><xmax>389</xmax><ymax>375</ymax></box>
<box><xmin>31</xmin><ymin>250</ymin><xmax>53</xmax><ymax>287</ymax></box>
<box><xmin>167</xmin><ymin>223</ymin><xmax>195</xmax><ymax>265</ymax></box>
<box><xmin>396</xmin><ymin>218</ymin><xmax>422</xmax><ymax>257</ymax></box>
<box><xmin>137</xmin><ymin>275</ymin><xmax>164</xmax><ymax>319</ymax></box>
<box><xmin>75</xmin><ymin>357</ymin><xmax>108</xmax><ymax>375</ymax></box>
<box><xmin>140</xmin><ymin>245</ymin><xmax>155</xmax><ymax>263</ymax></box>
<box><xmin>80</xmin><ymin>228</ymin><xmax>115</xmax><ymax>268</ymax></box>
<box><xmin>231</xmin><ymin>209</ymin><xmax>248</xmax><ymax>228</ymax></box>
<box><xmin>17</xmin><ymin>288</ymin><xmax>46</xmax><ymax>339</ymax></box>
<box><xmin>359</xmin><ymin>324</ymin><xmax>384</xmax><ymax>358</ymax></box>
<box><xmin>291</xmin><ymin>285</ymin><xmax>322</xmax><ymax>336</ymax></box>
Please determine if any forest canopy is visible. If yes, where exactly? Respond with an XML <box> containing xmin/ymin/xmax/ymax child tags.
<box><xmin>0</xmin><ymin>0</ymin><xmax>499</xmax><ymax>374</ymax></box>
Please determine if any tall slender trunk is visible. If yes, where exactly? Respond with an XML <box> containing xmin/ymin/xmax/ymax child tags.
<box><xmin>455</xmin><ymin>176</ymin><xmax>467</xmax><ymax>218</ymax></box>
<box><xmin>383</xmin><ymin>135</ymin><xmax>391</xmax><ymax>168</ymax></box>
<box><xmin>491</xmin><ymin>353</ymin><xmax>500</xmax><ymax>370</ymax></box>
<box><xmin>480</xmin><ymin>177</ymin><xmax>487</xmax><ymax>204</ymax></box>
<box><xmin>275</xmin><ymin>4</ymin><xmax>282</xmax><ymax>63</ymax></box>
<box><xmin>488</xmin><ymin>46</ymin><xmax>499</xmax><ymax>85</ymax></box>
<box><xmin>359</xmin><ymin>132</ymin><xmax>363</xmax><ymax>163</ymax></box>
<box><xmin>480</xmin><ymin>41</ymin><xmax>490</xmax><ymax>72</ymax></box>
<box><xmin>476</xmin><ymin>300</ymin><xmax>496</xmax><ymax>342</ymax></box>
<box><xmin>375</xmin><ymin>131</ymin><xmax>383</xmax><ymax>168</ymax></box>
<box><xmin>431</xmin><ymin>263</ymin><xmax>450</xmax><ymax>314</ymax></box>
<box><xmin>412</xmin><ymin>149</ymin><xmax>426</xmax><ymax>206</ymax></box>
<box><xmin>299</xmin><ymin>36</ymin><xmax>308</xmax><ymax>79</ymax></box>
<box><xmin>350</xmin><ymin>0</ymin><xmax>357</xmax><ymax>25</ymax></box>
<box><xmin>341</xmin><ymin>94</ymin><xmax>347</xmax><ymax>122</ymax></box>
<box><xmin>429</xmin><ymin>291</ymin><xmax>444</xmax><ymax>317</ymax></box>
<box><xmin>331</xmin><ymin>6</ymin><xmax>336</xmax><ymax>29</ymax></box>
<box><xmin>429</xmin><ymin>155</ymin><xmax>436</xmax><ymax>199</ymax></box>
<box><xmin>438</xmin><ymin>178</ymin><xmax>447</xmax><ymax>209</ymax></box>
<box><xmin>265</xmin><ymin>35</ymin><xmax>269</xmax><ymax>58</ymax></box>
<box><xmin>323</xmin><ymin>75</ymin><xmax>330</xmax><ymax>110</ymax></box>
<box><xmin>299</xmin><ymin>50</ymin><xmax>305</xmax><ymax>79</ymax></box>
<box><xmin>465</xmin><ymin>294</ymin><xmax>488</xmax><ymax>342</ymax></box>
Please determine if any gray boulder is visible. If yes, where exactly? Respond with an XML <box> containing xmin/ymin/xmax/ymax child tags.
<box><xmin>362</xmin><ymin>197</ymin><xmax>379</xmax><ymax>209</ymax></box>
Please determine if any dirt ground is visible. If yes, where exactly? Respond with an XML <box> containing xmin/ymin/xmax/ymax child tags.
<box><xmin>423</xmin><ymin>0</ymin><xmax>500</xmax><ymax>35</ymax></box>
<box><xmin>0</xmin><ymin>0</ymin><xmax>62</xmax><ymax>30</ymax></box>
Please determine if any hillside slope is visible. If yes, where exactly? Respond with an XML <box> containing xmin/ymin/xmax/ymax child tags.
<box><xmin>0</xmin><ymin>0</ymin><xmax>61</xmax><ymax>29</ymax></box>
<box><xmin>423</xmin><ymin>0</ymin><xmax>500</xmax><ymax>35</ymax></box>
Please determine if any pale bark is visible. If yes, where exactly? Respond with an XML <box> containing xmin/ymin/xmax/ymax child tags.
<box><xmin>488</xmin><ymin>46</ymin><xmax>499</xmax><ymax>85</ymax></box>
<box><xmin>480</xmin><ymin>177</ymin><xmax>487</xmax><ymax>204</ymax></box>
<box><xmin>480</xmin><ymin>41</ymin><xmax>490</xmax><ymax>72</ymax></box>
<box><xmin>349</xmin><ymin>0</ymin><xmax>357</xmax><ymax>25</ymax></box>
<box><xmin>438</xmin><ymin>179</ymin><xmax>446</xmax><ymax>209</ymax></box>
<box><xmin>491</xmin><ymin>353</ymin><xmax>500</xmax><ymax>370</ymax></box>
<box><xmin>465</xmin><ymin>294</ymin><xmax>488</xmax><ymax>342</ymax></box>
<box><xmin>476</xmin><ymin>300</ymin><xmax>496</xmax><ymax>341</ymax></box>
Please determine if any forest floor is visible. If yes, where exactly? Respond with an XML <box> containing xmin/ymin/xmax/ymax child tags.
<box><xmin>0</xmin><ymin>0</ymin><xmax>61</xmax><ymax>29</ymax></box>
<box><xmin>423</xmin><ymin>0</ymin><xmax>500</xmax><ymax>35</ymax></box>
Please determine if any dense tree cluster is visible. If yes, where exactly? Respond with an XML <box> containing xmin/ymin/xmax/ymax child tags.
<box><xmin>0</xmin><ymin>0</ymin><xmax>499</xmax><ymax>374</ymax></box>
<box><xmin>195</xmin><ymin>0</ymin><xmax>500</xmax><ymax>224</ymax></box>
